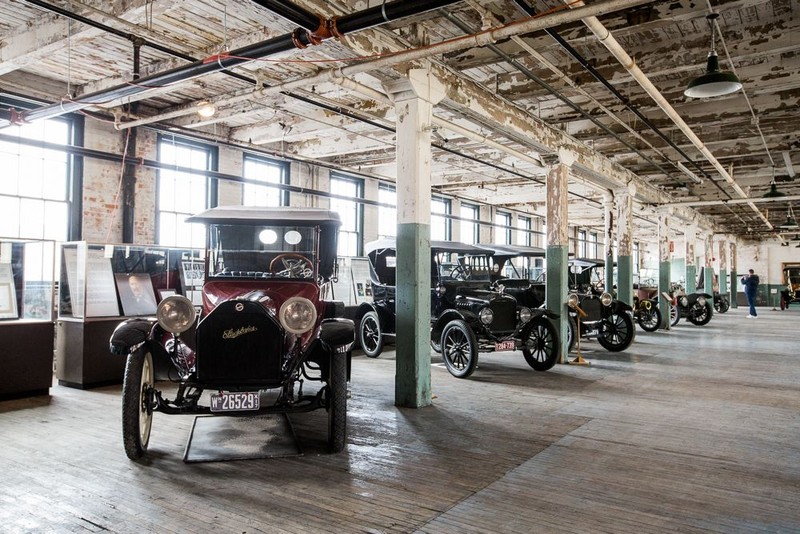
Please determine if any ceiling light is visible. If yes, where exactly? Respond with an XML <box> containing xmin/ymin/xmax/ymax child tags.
<box><xmin>196</xmin><ymin>100</ymin><xmax>216</xmax><ymax>118</ymax></box>
<box><xmin>684</xmin><ymin>14</ymin><xmax>742</xmax><ymax>98</ymax></box>
<box><xmin>762</xmin><ymin>167</ymin><xmax>786</xmax><ymax>198</ymax></box>
<box><xmin>780</xmin><ymin>206</ymin><xmax>798</xmax><ymax>229</ymax></box>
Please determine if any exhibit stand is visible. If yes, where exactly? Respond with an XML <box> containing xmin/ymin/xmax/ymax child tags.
<box><xmin>0</xmin><ymin>238</ymin><xmax>56</xmax><ymax>400</ymax></box>
<box><xmin>55</xmin><ymin>241</ymin><xmax>202</xmax><ymax>389</ymax></box>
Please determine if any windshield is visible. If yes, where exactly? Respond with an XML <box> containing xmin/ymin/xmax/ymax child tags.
<box><xmin>438</xmin><ymin>252</ymin><xmax>493</xmax><ymax>282</ymax></box>
<box><xmin>209</xmin><ymin>224</ymin><xmax>317</xmax><ymax>279</ymax></box>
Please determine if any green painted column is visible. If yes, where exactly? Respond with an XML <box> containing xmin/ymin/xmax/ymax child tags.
<box><xmin>616</xmin><ymin>190</ymin><xmax>633</xmax><ymax>306</ymax></box>
<box><xmin>685</xmin><ymin>225</ymin><xmax>697</xmax><ymax>294</ymax></box>
<box><xmin>388</xmin><ymin>69</ymin><xmax>444</xmax><ymax>408</ymax></box>
<box><xmin>703</xmin><ymin>233</ymin><xmax>714</xmax><ymax>295</ymax></box>
<box><xmin>603</xmin><ymin>195</ymin><xmax>614</xmax><ymax>291</ymax></box>
<box><xmin>658</xmin><ymin>209</ymin><xmax>671</xmax><ymax>330</ymax></box>
<box><xmin>730</xmin><ymin>241</ymin><xmax>738</xmax><ymax>309</ymax></box>
<box><xmin>546</xmin><ymin>154</ymin><xmax>573</xmax><ymax>364</ymax></box>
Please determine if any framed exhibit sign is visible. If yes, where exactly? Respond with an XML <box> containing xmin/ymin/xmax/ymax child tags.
<box><xmin>180</xmin><ymin>260</ymin><xmax>204</xmax><ymax>291</ymax></box>
<box><xmin>116</xmin><ymin>273</ymin><xmax>158</xmax><ymax>316</ymax></box>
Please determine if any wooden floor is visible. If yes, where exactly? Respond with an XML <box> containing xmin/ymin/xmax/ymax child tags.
<box><xmin>2</xmin><ymin>306</ymin><xmax>799</xmax><ymax>533</ymax></box>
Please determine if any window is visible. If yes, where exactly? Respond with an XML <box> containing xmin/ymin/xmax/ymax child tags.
<box><xmin>377</xmin><ymin>184</ymin><xmax>397</xmax><ymax>238</ymax></box>
<box><xmin>578</xmin><ymin>230</ymin><xmax>588</xmax><ymax>258</ymax></box>
<box><xmin>330</xmin><ymin>174</ymin><xmax>363</xmax><ymax>256</ymax></box>
<box><xmin>0</xmin><ymin>114</ymin><xmax>74</xmax><ymax>240</ymax></box>
<box><xmin>460</xmin><ymin>203</ymin><xmax>479</xmax><ymax>244</ymax></box>
<box><xmin>517</xmin><ymin>216</ymin><xmax>531</xmax><ymax>246</ymax></box>
<box><xmin>158</xmin><ymin>137</ymin><xmax>215</xmax><ymax>248</ymax></box>
<box><xmin>431</xmin><ymin>196</ymin><xmax>451</xmax><ymax>241</ymax></box>
<box><xmin>494</xmin><ymin>211</ymin><xmax>511</xmax><ymax>245</ymax></box>
<box><xmin>589</xmin><ymin>232</ymin><xmax>599</xmax><ymax>259</ymax></box>
<box><xmin>633</xmin><ymin>242</ymin><xmax>640</xmax><ymax>274</ymax></box>
<box><xmin>540</xmin><ymin>221</ymin><xmax>547</xmax><ymax>248</ymax></box>
<box><xmin>242</xmin><ymin>154</ymin><xmax>288</xmax><ymax>206</ymax></box>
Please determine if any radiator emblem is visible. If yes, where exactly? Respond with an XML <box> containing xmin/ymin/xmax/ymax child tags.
<box><xmin>235</xmin><ymin>303</ymin><xmax>244</xmax><ymax>312</ymax></box>
<box><xmin>223</xmin><ymin>326</ymin><xmax>258</xmax><ymax>339</ymax></box>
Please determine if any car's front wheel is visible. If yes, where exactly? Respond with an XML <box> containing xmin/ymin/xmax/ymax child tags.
<box><xmin>358</xmin><ymin>311</ymin><xmax>383</xmax><ymax>358</ymax></box>
<box><xmin>597</xmin><ymin>312</ymin><xmax>635</xmax><ymax>352</ymax></box>
<box><xmin>327</xmin><ymin>349</ymin><xmax>348</xmax><ymax>453</ymax></box>
<box><xmin>441</xmin><ymin>319</ymin><xmax>478</xmax><ymax>378</ymax></box>
<box><xmin>688</xmin><ymin>301</ymin><xmax>713</xmax><ymax>326</ymax></box>
<box><xmin>567</xmin><ymin>315</ymin><xmax>578</xmax><ymax>353</ymax></box>
<box><xmin>522</xmin><ymin>317</ymin><xmax>559</xmax><ymax>371</ymax></box>
<box><xmin>714</xmin><ymin>296</ymin><xmax>730</xmax><ymax>314</ymax></box>
<box><xmin>670</xmin><ymin>303</ymin><xmax>680</xmax><ymax>327</ymax></box>
<box><xmin>122</xmin><ymin>348</ymin><xmax>154</xmax><ymax>461</ymax></box>
<box><xmin>637</xmin><ymin>306</ymin><xmax>662</xmax><ymax>332</ymax></box>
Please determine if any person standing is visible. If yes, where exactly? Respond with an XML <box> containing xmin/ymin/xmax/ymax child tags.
<box><xmin>741</xmin><ymin>269</ymin><xmax>760</xmax><ymax>318</ymax></box>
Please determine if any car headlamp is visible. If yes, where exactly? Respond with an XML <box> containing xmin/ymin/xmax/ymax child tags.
<box><xmin>697</xmin><ymin>296</ymin><xmax>707</xmax><ymax>306</ymax></box>
<box><xmin>279</xmin><ymin>296</ymin><xmax>318</xmax><ymax>334</ymax></box>
<box><xmin>157</xmin><ymin>295</ymin><xmax>196</xmax><ymax>334</ymax></box>
<box><xmin>600</xmin><ymin>292</ymin><xmax>613</xmax><ymax>307</ymax></box>
<box><xmin>567</xmin><ymin>293</ymin><xmax>579</xmax><ymax>308</ymax></box>
<box><xmin>479</xmin><ymin>307</ymin><xmax>494</xmax><ymax>325</ymax></box>
<box><xmin>680</xmin><ymin>296</ymin><xmax>689</xmax><ymax>307</ymax></box>
<box><xmin>437</xmin><ymin>284</ymin><xmax>447</xmax><ymax>296</ymax></box>
<box><xmin>518</xmin><ymin>307</ymin><xmax>532</xmax><ymax>323</ymax></box>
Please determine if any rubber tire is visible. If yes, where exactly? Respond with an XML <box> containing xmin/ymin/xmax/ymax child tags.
<box><xmin>597</xmin><ymin>312</ymin><xmax>635</xmax><ymax>352</ymax></box>
<box><xmin>567</xmin><ymin>316</ymin><xmax>578</xmax><ymax>353</ymax></box>
<box><xmin>638</xmin><ymin>306</ymin><xmax>662</xmax><ymax>332</ymax></box>
<box><xmin>715</xmin><ymin>297</ymin><xmax>730</xmax><ymax>314</ymax></box>
<box><xmin>122</xmin><ymin>348</ymin><xmax>154</xmax><ymax>461</ymax></box>
<box><xmin>441</xmin><ymin>320</ymin><xmax>478</xmax><ymax>379</ymax></box>
<box><xmin>670</xmin><ymin>304</ymin><xmax>680</xmax><ymax>327</ymax></box>
<box><xmin>358</xmin><ymin>311</ymin><xmax>383</xmax><ymax>358</ymax></box>
<box><xmin>327</xmin><ymin>349</ymin><xmax>348</xmax><ymax>453</ymax></box>
<box><xmin>430</xmin><ymin>338</ymin><xmax>441</xmax><ymax>354</ymax></box>
<box><xmin>688</xmin><ymin>302</ymin><xmax>713</xmax><ymax>326</ymax></box>
<box><xmin>522</xmin><ymin>317</ymin><xmax>559</xmax><ymax>371</ymax></box>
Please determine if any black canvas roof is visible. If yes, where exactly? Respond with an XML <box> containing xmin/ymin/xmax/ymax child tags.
<box><xmin>186</xmin><ymin>206</ymin><xmax>341</xmax><ymax>226</ymax></box>
<box><xmin>365</xmin><ymin>238</ymin><xmax>495</xmax><ymax>256</ymax></box>
<box><xmin>489</xmin><ymin>244</ymin><xmax>546</xmax><ymax>258</ymax></box>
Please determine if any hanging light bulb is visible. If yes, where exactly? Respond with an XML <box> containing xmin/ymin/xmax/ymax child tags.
<box><xmin>196</xmin><ymin>100</ymin><xmax>216</xmax><ymax>118</ymax></box>
<box><xmin>684</xmin><ymin>13</ymin><xmax>742</xmax><ymax>98</ymax></box>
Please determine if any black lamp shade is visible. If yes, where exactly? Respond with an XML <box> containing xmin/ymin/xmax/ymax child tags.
<box><xmin>762</xmin><ymin>183</ymin><xmax>786</xmax><ymax>198</ymax></box>
<box><xmin>684</xmin><ymin>53</ymin><xmax>742</xmax><ymax>98</ymax></box>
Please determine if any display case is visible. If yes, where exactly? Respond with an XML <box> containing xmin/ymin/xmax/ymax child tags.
<box><xmin>0</xmin><ymin>238</ymin><xmax>56</xmax><ymax>399</ymax></box>
<box><xmin>56</xmin><ymin>242</ymin><xmax>202</xmax><ymax>388</ymax></box>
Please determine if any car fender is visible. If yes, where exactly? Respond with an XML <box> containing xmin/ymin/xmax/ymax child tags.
<box><xmin>354</xmin><ymin>302</ymin><xmax>378</xmax><ymax>329</ymax></box>
<box><xmin>431</xmin><ymin>309</ymin><xmax>466</xmax><ymax>343</ymax></box>
<box><xmin>532</xmin><ymin>307</ymin><xmax>559</xmax><ymax>320</ymax></box>
<box><xmin>109</xmin><ymin>318</ymin><xmax>158</xmax><ymax>356</ymax></box>
<box><xmin>611</xmin><ymin>301</ymin><xmax>633</xmax><ymax>313</ymax></box>
<box><xmin>319</xmin><ymin>318</ymin><xmax>355</xmax><ymax>351</ymax></box>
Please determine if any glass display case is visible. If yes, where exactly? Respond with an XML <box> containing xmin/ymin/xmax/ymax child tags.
<box><xmin>56</xmin><ymin>242</ymin><xmax>202</xmax><ymax>388</ymax></box>
<box><xmin>0</xmin><ymin>238</ymin><xmax>56</xmax><ymax>399</ymax></box>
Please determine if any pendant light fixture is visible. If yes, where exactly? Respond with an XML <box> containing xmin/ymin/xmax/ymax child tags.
<box><xmin>780</xmin><ymin>205</ymin><xmax>799</xmax><ymax>229</ymax></box>
<box><xmin>762</xmin><ymin>167</ymin><xmax>786</xmax><ymax>198</ymax></box>
<box><xmin>684</xmin><ymin>13</ymin><xmax>742</xmax><ymax>98</ymax></box>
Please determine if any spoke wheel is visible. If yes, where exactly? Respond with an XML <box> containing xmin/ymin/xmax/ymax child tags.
<box><xmin>688</xmin><ymin>302</ymin><xmax>713</xmax><ymax>326</ymax></box>
<box><xmin>597</xmin><ymin>312</ymin><xmax>635</xmax><ymax>352</ymax></box>
<box><xmin>638</xmin><ymin>306</ymin><xmax>662</xmax><ymax>332</ymax></box>
<box><xmin>122</xmin><ymin>348</ymin><xmax>154</xmax><ymax>461</ymax></box>
<box><xmin>358</xmin><ymin>311</ymin><xmax>383</xmax><ymax>358</ymax></box>
<box><xmin>441</xmin><ymin>320</ymin><xmax>478</xmax><ymax>378</ymax></box>
<box><xmin>670</xmin><ymin>304</ymin><xmax>681</xmax><ymax>327</ymax></box>
<box><xmin>327</xmin><ymin>348</ymin><xmax>348</xmax><ymax>453</ymax></box>
<box><xmin>715</xmin><ymin>296</ymin><xmax>730</xmax><ymax>314</ymax></box>
<box><xmin>567</xmin><ymin>315</ymin><xmax>577</xmax><ymax>353</ymax></box>
<box><xmin>522</xmin><ymin>318</ymin><xmax>559</xmax><ymax>371</ymax></box>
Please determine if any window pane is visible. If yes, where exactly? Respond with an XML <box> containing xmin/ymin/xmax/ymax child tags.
<box><xmin>158</xmin><ymin>139</ymin><xmax>212</xmax><ymax>247</ymax></box>
<box><xmin>243</xmin><ymin>156</ymin><xmax>285</xmax><ymax>207</ymax></box>
<box><xmin>0</xmin><ymin>196</ymin><xmax>20</xmax><ymax>236</ymax></box>
<box><xmin>330</xmin><ymin>175</ymin><xmax>362</xmax><ymax>256</ymax></box>
<box><xmin>378</xmin><ymin>186</ymin><xmax>396</xmax><ymax>238</ymax></box>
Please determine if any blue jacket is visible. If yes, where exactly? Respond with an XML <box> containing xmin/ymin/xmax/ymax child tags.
<box><xmin>742</xmin><ymin>274</ymin><xmax>759</xmax><ymax>294</ymax></box>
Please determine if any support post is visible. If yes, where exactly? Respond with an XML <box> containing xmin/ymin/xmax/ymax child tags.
<box><xmin>703</xmin><ymin>233</ymin><xmax>714</xmax><ymax>295</ymax></box>
<box><xmin>386</xmin><ymin>68</ymin><xmax>443</xmax><ymax>408</ymax></box>
<box><xmin>603</xmin><ymin>193</ymin><xmax>614</xmax><ymax>291</ymax></box>
<box><xmin>616</xmin><ymin>188</ymin><xmax>633</xmax><ymax>306</ymax></box>
<box><xmin>546</xmin><ymin>149</ymin><xmax>574</xmax><ymax>364</ymax></box>
<box><xmin>718</xmin><ymin>238</ymin><xmax>728</xmax><ymax>296</ymax></box>
<box><xmin>685</xmin><ymin>225</ymin><xmax>697</xmax><ymax>294</ymax></box>
<box><xmin>658</xmin><ymin>208</ymin><xmax>672</xmax><ymax>330</ymax></box>
<box><xmin>730</xmin><ymin>240</ymin><xmax>738</xmax><ymax>308</ymax></box>
<box><xmin>121</xmin><ymin>38</ymin><xmax>145</xmax><ymax>243</ymax></box>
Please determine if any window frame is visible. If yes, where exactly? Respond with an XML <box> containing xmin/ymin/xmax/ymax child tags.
<box><xmin>330</xmin><ymin>172</ymin><xmax>364</xmax><ymax>257</ymax></box>
<box><xmin>241</xmin><ymin>153</ymin><xmax>290</xmax><ymax>207</ymax></box>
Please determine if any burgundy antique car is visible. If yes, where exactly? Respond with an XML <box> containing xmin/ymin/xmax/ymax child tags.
<box><xmin>109</xmin><ymin>206</ymin><xmax>354</xmax><ymax>460</ymax></box>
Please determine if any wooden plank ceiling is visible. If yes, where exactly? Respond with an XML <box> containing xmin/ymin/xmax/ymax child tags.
<box><xmin>0</xmin><ymin>0</ymin><xmax>797</xmax><ymax>241</ymax></box>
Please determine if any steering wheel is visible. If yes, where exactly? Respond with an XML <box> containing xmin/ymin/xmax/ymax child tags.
<box><xmin>269</xmin><ymin>253</ymin><xmax>313</xmax><ymax>278</ymax></box>
<box><xmin>449</xmin><ymin>264</ymin><xmax>471</xmax><ymax>281</ymax></box>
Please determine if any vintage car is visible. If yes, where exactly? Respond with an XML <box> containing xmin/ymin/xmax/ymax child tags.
<box><xmin>356</xmin><ymin>239</ymin><xmax>560</xmax><ymax>378</ymax></box>
<box><xmin>663</xmin><ymin>281</ymin><xmax>714</xmax><ymax>326</ymax></box>
<box><xmin>631</xmin><ymin>294</ymin><xmax>662</xmax><ymax>332</ymax></box>
<box><xmin>697</xmin><ymin>267</ymin><xmax>729</xmax><ymax>313</ymax></box>
<box><xmin>109</xmin><ymin>206</ymin><xmax>354</xmax><ymax>460</ymax></box>
<box><xmin>780</xmin><ymin>264</ymin><xmax>800</xmax><ymax>310</ymax></box>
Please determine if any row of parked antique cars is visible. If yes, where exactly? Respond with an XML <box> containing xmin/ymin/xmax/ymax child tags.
<box><xmin>106</xmin><ymin>206</ymin><xmax>721</xmax><ymax>461</ymax></box>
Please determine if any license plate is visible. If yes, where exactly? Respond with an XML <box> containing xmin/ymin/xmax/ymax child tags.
<box><xmin>495</xmin><ymin>340</ymin><xmax>516</xmax><ymax>352</ymax></box>
<box><xmin>210</xmin><ymin>391</ymin><xmax>260</xmax><ymax>413</ymax></box>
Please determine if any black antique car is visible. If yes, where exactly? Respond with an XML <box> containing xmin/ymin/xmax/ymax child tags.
<box><xmin>109</xmin><ymin>206</ymin><xmax>354</xmax><ymax>460</ymax></box>
<box><xmin>780</xmin><ymin>265</ymin><xmax>800</xmax><ymax>310</ymax></box>
<box><xmin>665</xmin><ymin>281</ymin><xmax>714</xmax><ymax>326</ymax></box>
<box><xmin>564</xmin><ymin>259</ymin><xmax>636</xmax><ymax>352</ymax></box>
<box><xmin>697</xmin><ymin>267</ymin><xmax>729</xmax><ymax>314</ymax></box>
<box><xmin>356</xmin><ymin>239</ymin><xmax>560</xmax><ymax>378</ymax></box>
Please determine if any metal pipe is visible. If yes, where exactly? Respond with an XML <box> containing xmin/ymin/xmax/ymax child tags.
<box><xmin>662</xmin><ymin>195</ymin><xmax>800</xmax><ymax>208</ymax></box>
<box><xmin>2</xmin><ymin>0</ymin><xmax>463</xmax><ymax>128</ymax></box>
<box><xmin>248</xmin><ymin>0</ymin><xmax>320</xmax><ymax>31</ymax></box>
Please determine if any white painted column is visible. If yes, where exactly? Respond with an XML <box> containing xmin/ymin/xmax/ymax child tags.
<box><xmin>685</xmin><ymin>225</ymin><xmax>697</xmax><ymax>293</ymax></box>
<box><xmin>658</xmin><ymin>208</ymin><xmax>672</xmax><ymax>330</ymax></box>
<box><xmin>615</xmin><ymin>187</ymin><xmax>634</xmax><ymax>306</ymax></box>
<box><xmin>603</xmin><ymin>193</ymin><xmax>615</xmax><ymax>291</ymax></box>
